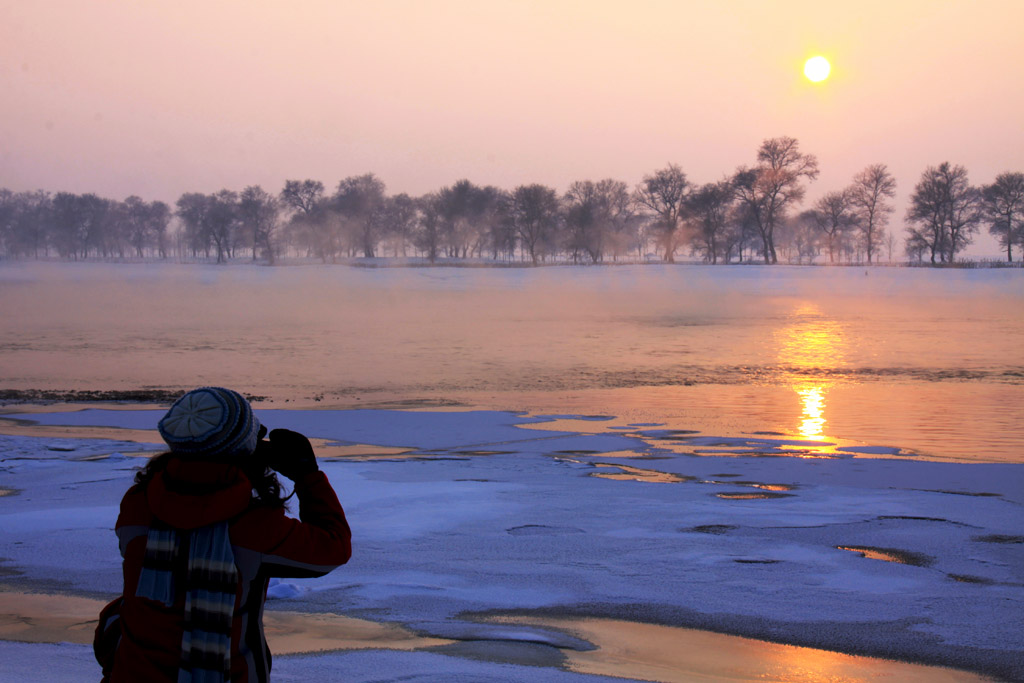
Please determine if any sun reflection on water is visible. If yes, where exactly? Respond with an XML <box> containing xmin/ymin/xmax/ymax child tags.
<box><xmin>795</xmin><ymin>384</ymin><xmax>826</xmax><ymax>438</ymax></box>
<box><xmin>776</xmin><ymin>304</ymin><xmax>847</xmax><ymax>441</ymax></box>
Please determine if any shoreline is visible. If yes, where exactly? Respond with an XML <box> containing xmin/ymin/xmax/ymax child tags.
<box><xmin>1</xmin><ymin>389</ymin><xmax>1021</xmax><ymax>465</ymax></box>
<box><xmin>3</xmin><ymin>255</ymin><xmax>1023</xmax><ymax>269</ymax></box>
<box><xmin>0</xmin><ymin>587</ymin><xmax>996</xmax><ymax>682</ymax></box>
<box><xmin>1</xmin><ymin>401</ymin><xmax>1021</xmax><ymax>681</ymax></box>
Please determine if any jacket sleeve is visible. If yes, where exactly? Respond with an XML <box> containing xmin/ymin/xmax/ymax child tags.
<box><xmin>234</xmin><ymin>470</ymin><xmax>352</xmax><ymax>578</ymax></box>
<box><xmin>115</xmin><ymin>485</ymin><xmax>151</xmax><ymax>558</ymax></box>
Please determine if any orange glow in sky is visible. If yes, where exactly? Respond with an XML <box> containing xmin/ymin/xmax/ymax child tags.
<box><xmin>1</xmin><ymin>0</ymin><xmax>1022</xmax><ymax>257</ymax></box>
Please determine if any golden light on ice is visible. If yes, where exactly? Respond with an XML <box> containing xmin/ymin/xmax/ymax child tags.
<box><xmin>804</xmin><ymin>56</ymin><xmax>831</xmax><ymax>82</ymax></box>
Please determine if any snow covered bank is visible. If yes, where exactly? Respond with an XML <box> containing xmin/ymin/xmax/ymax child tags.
<box><xmin>1</xmin><ymin>407</ymin><xmax>1020</xmax><ymax>680</ymax></box>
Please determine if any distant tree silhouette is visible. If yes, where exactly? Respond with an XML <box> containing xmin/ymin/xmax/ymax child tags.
<box><xmin>52</xmin><ymin>193</ymin><xmax>109</xmax><ymax>260</ymax></box>
<box><xmin>379</xmin><ymin>193</ymin><xmax>418</xmax><ymax>257</ymax></box>
<box><xmin>564</xmin><ymin>179</ymin><xmax>632</xmax><ymax>264</ymax></box>
<box><xmin>413</xmin><ymin>193</ymin><xmax>443</xmax><ymax>263</ymax></box>
<box><xmin>239</xmin><ymin>186</ymin><xmax>280</xmax><ymax>263</ymax></box>
<box><xmin>905</xmin><ymin>163</ymin><xmax>982</xmax><ymax>264</ymax></box>
<box><xmin>280</xmin><ymin>179</ymin><xmax>324</xmax><ymax>216</ymax></box>
<box><xmin>981</xmin><ymin>172</ymin><xmax>1024</xmax><ymax>262</ymax></box>
<box><xmin>785</xmin><ymin>211</ymin><xmax>823</xmax><ymax>264</ymax></box>
<box><xmin>119</xmin><ymin>196</ymin><xmax>170</xmax><ymax>259</ymax></box>
<box><xmin>6</xmin><ymin>152</ymin><xmax>1017</xmax><ymax>267</ymax></box>
<box><xmin>436</xmin><ymin>180</ymin><xmax>482</xmax><ymax>259</ymax></box>
<box><xmin>734</xmin><ymin>137</ymin><xmax>819</xmax><ymax>264</ymax></box>
<box><xmin>687</xmin><ymin>180</ymin><xmax>735</xmax><ymax>264</ymax></box>
<box><xmin>206</xmin><ymin>190</ymin><xmax>240</xmax><ymax>263</ymax></box>
<box><xmin>508</xmin><ymin>184</ymin><xmax>560</xmax><ymax>264</ymax></box>
<box><xmin>333</xmin><ymin>174</ymin><xmax>386</xmax><ymax>258</ymax></box>
<box><xmin>633</xmin><ymin>164</ymin><xmax>690</xmax><ymax>263</ymax></box>
<box><xmin>0</xmin><ymin>190</ymin><xmax>52</xmax><ymax>258</ymax></box>
<box><xmin>0</xmin><ymin>190</ymin><xmax>13</xmax><ymax>257</ymax></box>
<box><xmin>280</xmin><ymin>179</ymin><xmax>331</xmax><ymax>262</ymax></box>
<box><xmin>176</xmin><ymin>193</ymin><xmax>212</xmax><ymax>259</ymax></box>
<box><xmin>848</xmin><ymin>164</ymin><xmax>896</xmax><ymax>264</ymax></box>
<box><xmin>807</xmin><ymin>190</ymin><xmax>856</xmax><ymax>263</ymax></box>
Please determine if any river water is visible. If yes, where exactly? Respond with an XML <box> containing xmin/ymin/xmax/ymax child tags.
<box><xmin>1</xmin><ymin>262</ymin><xmax>1021</xmax><ymax>463</ymax></box>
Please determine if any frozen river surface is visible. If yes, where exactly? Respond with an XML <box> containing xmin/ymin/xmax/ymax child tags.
<box><xmin>1</xmin><ymin>262</ymin><xmax>1022</xmax><ymax>461</ymax></box>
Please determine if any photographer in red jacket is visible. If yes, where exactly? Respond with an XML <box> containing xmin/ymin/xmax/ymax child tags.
<box><xmin>96</xmin><ymin>387</ymin><xmax>351</xmax><ymax>682</ymax></box>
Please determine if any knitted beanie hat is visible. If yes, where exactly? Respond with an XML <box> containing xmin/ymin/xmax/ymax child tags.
<box><xmin>157</xmin><ymin>387</ymin><xmax>261</xmax><ymax>458</ymax></box>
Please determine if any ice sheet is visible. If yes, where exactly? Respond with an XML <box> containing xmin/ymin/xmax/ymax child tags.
<box><xmin>1</xmin><ymin>408</ymin><xmax>1021</xmax><ymax>680</ymax></box>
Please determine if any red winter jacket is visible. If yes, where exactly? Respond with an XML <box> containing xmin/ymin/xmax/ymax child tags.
<box><xmin>104</xmin><ymin>458</ymin><xmax>351</xmax><ymax>683</ymax></box>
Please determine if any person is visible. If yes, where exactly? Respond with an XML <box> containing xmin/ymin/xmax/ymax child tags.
<box><xmin>95</xmin><ymin>387</ymin><xmax>351</xmax><ymax>682</ymax></box>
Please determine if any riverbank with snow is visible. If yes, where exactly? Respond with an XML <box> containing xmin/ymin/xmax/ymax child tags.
<box><xmin>1</xmin><ymin>406</ymin><xmax>1020</xmax><ymax>681</ymax></box>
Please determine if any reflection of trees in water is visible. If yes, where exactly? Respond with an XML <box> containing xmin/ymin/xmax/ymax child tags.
<box><xmin>775</xmin><ymin>303</ymin><xmax>848</xmax><ymax>439</ymax></box>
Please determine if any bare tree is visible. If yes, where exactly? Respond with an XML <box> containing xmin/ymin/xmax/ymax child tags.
<box><xmin>785</xmin><ymin>212</ymin><xmax>822</xmax><ymax>264</ymax></box>
<box><xmin>206</xmin><ymin>190</ymin><xmax>240</xmax><ymax>263</ymax></box>
<box><xmin>176</xmin><ymin>193</ymin><xmax>211</xmax><ymax>258</ymax></box>
<box><xmin>280</xmin><ymin>179</ymin><xmax>332</xmax><ymax>262</ymax></box>
<box><xmin>981</xmin><ymin>171</ymin><xmax>1024</xmax><ymax>262</ymax></box>
<box><xmin>687</xmin><ymin>180</ymin><xmax>735</xmax><ymax>264</ymax></box>
<box><xmin>239</xmin><ymin>186</ymin><xmax>280</xmax><ymax>263</ymax></box>
<box><xmin>379</xmin><ymin>193</ymin><xmax>418</xmax><ymax>257</ymax></box>
<box><xmin>0</xmin><ymin>189</ymin><xmax>14</xmax><ymax>258</ymax></box>
<box><xmin>733</xmin><ymin>137</ymin><xmax>819</xmax><ymax>264</ymax></box>
<box><xmin>334</xmin><ymin>174</ymin><xmax>386</xmax><ymax>258</ymax></box>
<box><xmin>633</xmin><ymin>164</ymin><xmax>690</xmax><ymax>262</ymax></box>
<box><xmin>435</xmin><ymin>180</ymin><xmax>477</xmax><ymax>259</ymax></box>
<box><xmin>52</xmin><ymin>192</ymin><xmax>109</xmax><ymax>260</ymax></box>
<box><xmin>413</xmin><ymin>193</ymin><xmax>443</xmax><ymax>263</ymax></box>
<box><xmin>906</xmin><ymin>162</ymin><xmax>982</xmax><ymax>264</ymax></box>
<box><xmin>849</xmin><ymin>164</ymin><xmax>896</xmax><ymax>264</ymax></box>
<box><xmin>563</xmin><ymin>182</ymin><xmax>598</xmax><ymax>264</ymax></box>
<box><xmin>1</xmin><ymin>190</ymin><xmax>52</xmax><ymax>258</ymax></box>
<box><xmin>122</xmin><ymin>196</ymin><xmax>153</xmax><ymax>258</ymax></box>
<box><xmin>280</xmin><ymin>179</ymin><xmax>324</xmax><ymax>216</ymax></box>
<box><xmin>563</xmin><ymin>179</ymin><xmax>632</xmax><ymax>264</ymax></box>
<box><xmin>472</xmin><ymin>186</ymin><xmax>510</xmax><ymax>260</ymax></box>
<box><xmin>807</xmin><ymin>190</ymin><xmax>856</xmax><ymax>263</ymax></box>
<box><xmin>508</xmin><ymin>184</ymin><xmax>560</xmax><ymax>264</ymax></box>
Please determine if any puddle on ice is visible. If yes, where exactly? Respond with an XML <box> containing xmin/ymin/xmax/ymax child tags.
<box><xmin>589</xmin><ymin>463</ymin><xmax>694</xmax><ymax>483</ymax></box>
<box><xmin>487</xmin><ymin>616</ymin><xmax>990</xmax><ymax>683</ymax></box>
<box><xmin>715</xmin><ymin>491</ymin><xmax>794</xmax><ymax>500</ymax></box>
<box><xmin>688</xmin><ymin>524</ymin><xmax>739</xmax><ymax>535</ymax></box>
<box><xmin>705</xmin><ymin>480</ymin><xmax>796</xmax><ymax>492</ymax></box>
<box><xmin>313</xmin><ymin>441</ymin><xmax>415</xmax><ymax>460</ymax></box>
<box><xmin>570</xmin><ymin>449</ymin><xmax>651</xmax><ymax>459</ymax></box>
<box><xmin>836</xmin><ymin>546</ymin><xmax>934</xmax><ymax>567</ymax></box>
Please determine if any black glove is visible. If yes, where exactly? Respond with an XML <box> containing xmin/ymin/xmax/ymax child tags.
<box><xmin>265</xmin><ymin>428</ymin><xmax>319</xmax><ymax>481</ymax></box>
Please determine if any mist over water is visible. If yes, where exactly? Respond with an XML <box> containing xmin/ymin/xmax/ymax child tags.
<box><xmin>2</xmin><ymin>262</ymin><xmax>1022</xmax><ymax>461</ymax></box>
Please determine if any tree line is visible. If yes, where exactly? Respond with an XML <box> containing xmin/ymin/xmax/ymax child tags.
<box><xmin>2</xmin><ymin>137</ymin><xmax>1022</xmax><ymax>265</ymax></box>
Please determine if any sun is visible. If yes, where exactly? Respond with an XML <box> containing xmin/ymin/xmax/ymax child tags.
<box><xmin>804</xmin><ymin>56</ymin><xmax>831</xmax><ymax>83</ymax></box>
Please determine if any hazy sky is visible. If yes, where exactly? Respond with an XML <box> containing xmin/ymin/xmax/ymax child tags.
<box><xmin>2</xmin><ymin>0</ymin><xmax>1022</xmax><ymax>254</ymax></box>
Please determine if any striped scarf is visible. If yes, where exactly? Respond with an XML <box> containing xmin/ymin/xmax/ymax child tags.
<box><xmin>136</xmin><ymin>520</ymin><xmax>239</xmax><ymax>683</ymax></box>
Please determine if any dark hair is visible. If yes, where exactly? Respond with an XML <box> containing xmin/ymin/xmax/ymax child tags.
<box><xmin>135</xmin><ymin>452</ymin><xmax>290</xmax><ymax>509</ymax></box>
